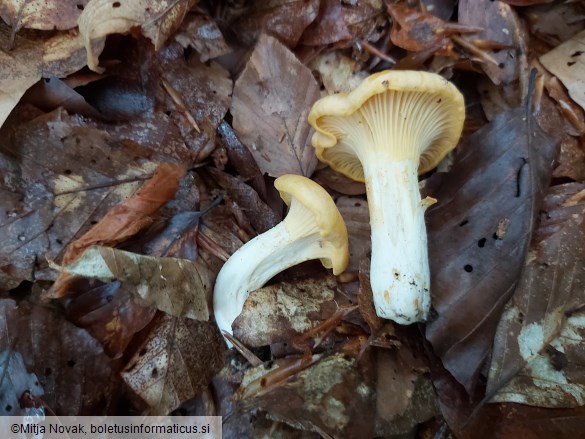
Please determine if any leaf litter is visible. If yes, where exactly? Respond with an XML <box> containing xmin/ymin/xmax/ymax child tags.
<box><xmin>1</xmin><ymin>1</ymin><xmax>585</xmax><ymax>436</ymax></box>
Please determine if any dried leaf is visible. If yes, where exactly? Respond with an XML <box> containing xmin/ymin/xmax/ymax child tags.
<box><xmin>174</xmin><ymin>12</ymin><xmax>231</xmax><ymax>62</ymax></box>
<box><xmin>60</xmin><ymin>162</ymin><xmax>184</xmax><ymax>265</ymax></box>
<box><xmin>525</xmin><ymin>2</ymin><xmax>585</xmax><ymax>46</ymax></box>
<box><xmin>206</xmin><ymin>167</ymin><xmax>279</xmax><ymax>234</ymax></box>
<box><xmin>0</xmin><ymin>350</ymin><xmax>43</xmax><ymax>416</ymax></box>
<box><xmin>0</xmin><ymin>110</ymin><xmax>171</xmax><ymax>289</ymax></box>
<box><xmin>300</xmin><ymin>0</ymin><xmax>385</xmax><ymax>47</ymax></box>
<box><xmin>59</xmin><ymin>246</ymin><xmax>211</xmax><ymax>320</ymax></box>
<box><xmin>540</xmin><ymin>29</ymin><xmax>585</xmax><ymax>112</ymax></box>
<box><xmin>65</xmin><ymin>279</ymin><xmax>156</xmax><ymax>358</ymax></box>
<box><xmin>0</xmin><ymin>0</ymin><xmax>89</xmax><ymax>31</ymax></box>
<box><xmin>487</xmin><ymin>183</ymin><xmax>585</xmax><ymax>407</ymax></box>
<box><xmin>553</xmin><ymin>135</ymin><xmax>585</xmax><ymax>182</ymax></box>
<box><xmin>239</xmin><ymin>353</ymin><xmax>375</xmax><ymax>438</ymax></box>
<box><xmin>387</xmin><ymin>3</ymin><xmax>455</xmax><ymax>53</ymax></box>
<box><xmin>231</xmin><ymin>34</ymin><xmax>320</xmax><ymax>177</ymax></box>
<box><xmin>425</xmin><ymin>102</ymin><xmax>558</xmax><ymax>392</ymax></box>
<box><xmin>458</xmin><ymin>0</ymin><xmax>520</xmax><ymax>84</ymax></box>
<box><xmin>231</xmin><ymin>0</ymin><xmax>319</xmax><ymax>48</ymax></box>
<box><xmin>121</xmin><ymin>313</ymin><xmax>224</xmax><ymax>414</ymax></box>
<box><xmin>161</xmin><ymin>54</ymin><xmax>232</xmax><ymax>161</ymax></box>
<box><xmin>0</xmin><ymin>299</ymin><xmax>116</xmax><ymax>414</ymax></box>
<box><xmin>336</xmin><ymin>197</ymin><xmax>370</xmax><ymax>273</ymax></box>
<box><xmin>78</xmin><ymin>0</ymin><xmax>196</xmax><ymax>72</ymax></box>
<box><xmin>0</xmin><ymin>24</ymin><xmax>43</xmax><ymax>129</ymax></box>
<box><xmin>233</xmin><ymin>276</ymin><xmax>338</xmax><ymax>347</ymax></box>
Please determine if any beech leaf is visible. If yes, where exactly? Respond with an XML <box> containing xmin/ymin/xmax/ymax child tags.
<box><xmin>59</xmin><ymin>246</ymin><xmax>211</xmax><ymax>320</ymax></box>
<box><xmin>425</xmin><ymin>101</ymin><xmax>558</xmax><ymax>392</ymax></box>
<box><xmin>487</xmin><ymin>183</ymin><xmax>585</xmax><ymax>408</ymax></box>
<box><xmin>231</xmin><ymin>34</ymin><xmax>320</xmax><ymax>177</ymax></box>
<box><xmin>121</xmin><ymin>314</ymin><xmax>224</xmax><ymax>414</ymax></box>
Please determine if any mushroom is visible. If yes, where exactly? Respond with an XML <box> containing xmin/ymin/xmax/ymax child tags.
<box><xmin>213</xmin><ymin>174</ymin><xmax>349</xmax><ymax>343</ymax></box>
<box><xmin>308</xmin><ymin>70</ymin><xmax>464</xmax><ymax>324</ymax></box>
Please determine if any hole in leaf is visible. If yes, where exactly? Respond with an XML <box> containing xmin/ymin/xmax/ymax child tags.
<box><xmin>64</xmin><ymin>169</ymin><xmax>72</xmax><ymax>175</ymax></box>
<box><xmin>76</xmin><ymin>4</ymin><xmax>84</xmax><ymax>10</ymax></box>
<box><xmin>459</xmin><ymin>219</ymin><xmax>469</xmax><ymax>227</ymax></box>
<box><xmin>139</xmin><ymin>348</ymin><xmax>147</xmax><ymax>357</ymax></box>
<box><xmin>567</xmin><ymin>61</ymin><xmax>576</xmax><ymax>67</ymax></box>
<box><xmin>151</xmin><ymin>368</ymin><xmax>158</xmax><ymax>378</ymax></box>
<box><xmin>112</xmin><ymin>1</ymin><xmax>121</xmax><ymax>7</ymax></box>
<box><xmin>464</xmin><ymin>264</ymin><xmax>473</xmax><ymax>273</ymax></box>
<box><xmin>477</xmin><ymin>238</ymin><xmax>486</xmax><ymax>248</ymax></box>
<box><xmin>67</xmin><ymin>359</ymin><xmax>76</xmax><ymax>368</ymax></box>
<box><xmin>5</xmin><ymin>405</ymin><xmax>12</xmax><ymax>412</ymax></box>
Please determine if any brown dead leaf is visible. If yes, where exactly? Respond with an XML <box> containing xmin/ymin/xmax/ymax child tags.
<box><xmin>336</xmin><ymin>196</ymin><xmax>370</xmax><ymax>273</ymax></box>
<box><xmin>231</xmin><ymin>34</ymin><xmax>320</xmax><ymax>177</ymax></box>
<box><xmin>231</xmin><ymin>0</ymin><xmax>319</xmax><ymax>48</ymax></box>
<box><xmin>78</xmin><ymin>0</ymin><xmax>196</xmax><ymax>72</ymax></box>
<box><xmin>58</xmin><ymin>246</ymin><xmax>211</xmax><ymax>320</ymax></box>
<box><xmin>174</xmin><ymin>12</ymin><xmax>231</xmax><ymax>62</ymax></box>
<box><xmin>65</xmin><ymin>279</ymin><xmax>156</xmax><ymax>358</ymax></box>
<box><xmin>425</xmin><ymin>99</ymin><xmax>558</xmax><ymax>393</ymax></box>
<box><xmin>525</xmin><ymin>2</ymin><xmax>585</xmax><ymax>47</ymax></box>
<box><xmin>206</xmin><ymin>167</ymin><xmax>279</xmax><ymax>235</ymax></box>
<box><xmin>553</xmin><ymin>136</ymin><xmax>585</xmax><ymax>182</ymax></box>
<box><xmin>0</xmin><ymin>0</ymin><xmax>89</xmax><ymax>31</ymax></box>
<box><xmin>0</xmin><ymin>299</ymin><xmax>116</xmax><ymax>414</ymax></box>
<box><xmin>458</xmin><ymin>0</ymin><xmax>520</xmax><ymax>84</ymax></box>
<box><xmin>161</xmin><ymin>52</ymin><xmax>232</xmax><ymax>161</ymax></box>
<box><xmin>487</xmin><ymin>183</ymin><xmax>585</xmax><ymax>407</ymax></box>
<box><xmin>0</xmin><ymin>109</ymin><xmax>174</xmax><ymax>289</ymax></box>
<box><xmin>0</xmin><ymin>23</ymin><xmax>43</xmax><ymax>129</ymax></box>
<box><xmin>60</xmin><ymin>162</ymin><xmax>184</xmax><ymax>266</ymax></box>
<box><xmin>238</xmin><ymin>353</ymin><xmax>375</xmax><ymax>437</ymax></box>
<box><xmin>387</xmin><ymin>3</ymin><xmax>467</xmax><ymax>53</ymax></box>
<box><xmin>121</xmin><ymin>313</ymin><xmax>225</xmax><ymax>414</ymax></box>
<box><xmin>300</xmin><ymin>0</ymin><xmax>385</xmax><ymax>47</ymax></box>
<box><xmin>0</xmin><ymin>350</ymin><xmax>43</xmax><ymax>416</ymax></box>
<box><xmin>540</xmin><ymin>29</ymin><xmax>585</xmax><ymax>112</ymax></box>
<box><xmin>233</xmin><ymin>275</ymin><xmax>338</xmax><ymax>347</ymax></box>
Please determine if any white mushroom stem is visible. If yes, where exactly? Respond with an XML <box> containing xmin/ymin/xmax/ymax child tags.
<box><xmin>363</xmin><ymin>156</ymin><xmax>436</xmax><ymax>324</ymax></box>
<box><xmin>213</xmin><ymin>201</ymin><xmax>333</xmax><ymax>344</ymax></box>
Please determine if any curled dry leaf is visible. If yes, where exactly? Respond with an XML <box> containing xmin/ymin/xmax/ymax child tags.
<box><xmin>78</xmin><ymin>0</ymin><xmax>197</xmax><ymax>72</ymax></box>
<box><xmin>60</xmin><ymin>162</ymin><xmax>184</xmax><ymax>265</ymax></box>
<box><xmin>232</xmin><ymin>276</ymin><xmax>339</xmax><ymax>347</ymax></box>
<box><xmin>540</xmin><ymin>29</ymin><xmax>585</xmax><ymax>112</ymax></box>
<box><xmin>0</xmin><ymin>0</ymin><xmax>89</xmax><ymax>31</ymax></box>
<box><xmin>231</xmin><ymin>34</ymin><xmax>320</xmax><ymax>177</ymax></box>
<box><xmin>487</xmin><ymin>183</ymin><xmax>585</xmax><ymax>408</ymax></box>
<box><xmin>58</xmin><ymin>246</ymin><xmax>211</xmax><ymax>320</ymax></box>
<box><xmin>0</xmin><ymin>299</ymin><xmax>116</xmax><ymax>414</ymax></box>
<box><xmin>0</xmin><ymin>350</ymin><xmax>43</xmax><ymax>416</ymax></box>
<box><xmin>425</xmin><ymin>101</ymin><xmax>558</xmax><ymax>392</ymax></box>
<box><xmin>121</xmin><ymin>313</ymin><xmax>225</xmax><ymax>414</ymax></box>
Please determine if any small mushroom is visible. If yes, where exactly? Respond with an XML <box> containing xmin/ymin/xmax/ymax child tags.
<box><xmin>308</xmin><ymin>70</ymin><xmax>465</xmax><ymax>324</ymax></box>
<box><xmin>213</xmin><ymin>174</ymin><xmax>349</xmax><ymax>343</ymax></box>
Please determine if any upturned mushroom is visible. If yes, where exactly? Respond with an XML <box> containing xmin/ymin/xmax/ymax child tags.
<box><xmin>308</xmin><ymin>70</ymin><xmax>464</xmax><ymax>324</ymax></box>
<box><xmin>213</xmin><ymin>174</ymin><xmax>349</xmax><ymax>342</ymax></box>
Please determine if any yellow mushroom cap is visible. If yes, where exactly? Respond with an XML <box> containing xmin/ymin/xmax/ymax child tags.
<box><xmin>274</xmin><ymin>174</ymin><xmax>349</xmax><ymax>275</ymax></box>
<box><xmin>308</xmin><ymin>70</ymin><xmax>465</xmax><ymax>182</ymax></box>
